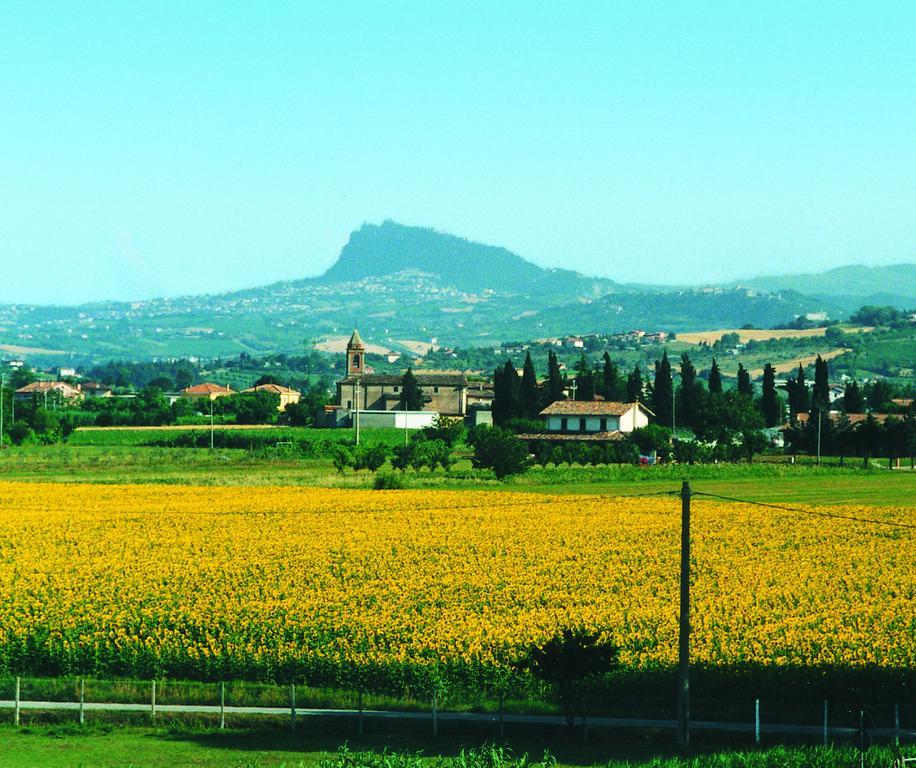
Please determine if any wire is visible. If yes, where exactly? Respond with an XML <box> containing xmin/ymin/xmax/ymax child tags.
<box><xmin>690</xmin><ymin>490</ymin><xmax>916</xmax><ymax>531</ymax></box>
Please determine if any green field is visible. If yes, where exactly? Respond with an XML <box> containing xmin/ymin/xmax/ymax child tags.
<box><xmin>0</xmin><ymin>722</ymin><xmax>911</xmax><ymax>768</ymax></box>
<box><xmin>1</xmin><ymin>442</ymin><xmax>913</xmax><ymax>505</ymax></box>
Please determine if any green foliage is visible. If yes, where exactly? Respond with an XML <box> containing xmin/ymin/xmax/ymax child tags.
<box><xmin>626</xmin><ymin>365</ymin><xmax>643</xmax><ymax>403</ymax></box>
<box><xmin>318</xmin><ymin>745</ymin><xmax>558</xmax><ymax>768</ymax></box>
<box><xmin>332</xmin><ymin>444</ymin><xmax>354</xmax><ymax>473</ymax></box>
<box><xmin>546</xmin><ymin>350</ymin><xmax>563</xmax><ymax>405</ymax></box>
<box><xmin>468</xmin><ymin>426</ymin><xmax>531</xmax><ymax>479</ymax></box>
<box><xmin>373</xmin><ymin>472</ymin><xmax>407</xmax><ymax>490</ymax></box>
<box><xmin>353</xmin><ymin>443</ymin><xmax>389</xmax><ymax>472</ymax></box>
<box><xmin>707</xmin><ymin>358</ymin><xmax>722</xmax><ymax>395</ymax></box>
<box><xmin>519</xmin><ymin>627</ymin><xmax>618</xmax><ymax>730</ymax></box>
<box><xmin>850</xmin><ymin>304</ymin><xmax>902</xmax><ymax>326</ymax></box>
<box><xmin>418</xmin><ymin>415</ymin><xmax>465</xmax><ymax>447</ymax></box>
<box><xmin>759</xmin><ymin>363</ymin><xmax>782</xmax><ymax>427</ymax></box>
<box><xmin>651</xmin><ymin>352</ymin><xmax>673</xmax><ymax>428</ymax></box>
<box><xmin>398</xmin><ymin>368</ymin><xmax>424</xmax><ymax>411</ymax></box>
<box><xmin>629</xmin><ymin>424</ymin><xmax>672</xmax><ymax>456</ymax></box>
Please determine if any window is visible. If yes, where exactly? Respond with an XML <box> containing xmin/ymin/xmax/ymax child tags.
<box><xmin>560</xmin><ymin>417</ymin><xmax>568</xmax><ymax>432</ymax></box>
<box><xmin>600</xmin><ymin>418</ymin><xmax>607</xmax><ymax>431</ymax></box>
<box><xmin>579</xmin><ymin>417</ymin><xmax>587</xmax><ymax>432</ymax></box>
<box><xmin>346</xmin><ymin>400</ymin><xmax>351</xmax><ymax>409</ymax></box>
<box><xmin>351</xmin><ymin>354</ymin><xmax>360</xmax><ymax>368</ymax></box>
<box><xmin>434</xmin><ymin>386</ymin><xmax>439</xmax><ymax>393</ymax></box>
<box><xmin>394</xmin><ymin>385</ymin><xmax>399</xmax><ymax>392</ymax></box>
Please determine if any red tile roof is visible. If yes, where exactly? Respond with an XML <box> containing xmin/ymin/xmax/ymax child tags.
<box><xmin>182</xmin><ymin>383</ymin><xmax>234</xmax><ymax>395</ymax></box>
<box><xmin>539</xmin><ymin>400</ymin><xmax>652</xmax><ymax>417</ymax></box>
<box><xmin>243</xmin><ymin>383</ymin><xmax>300</xmax><ymax>395</ymax></box>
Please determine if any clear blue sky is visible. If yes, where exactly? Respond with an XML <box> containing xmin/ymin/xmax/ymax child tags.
<box><xmin>1</xmin><ymin>2</ymin><xmax>914</xmax><ymax>304</ymax></box>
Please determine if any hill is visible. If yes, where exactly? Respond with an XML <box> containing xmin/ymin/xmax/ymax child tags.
<box><xmin>0</xmin><ymin>221</ymin><xmax>893</xmax><ymax>365</ymax></box>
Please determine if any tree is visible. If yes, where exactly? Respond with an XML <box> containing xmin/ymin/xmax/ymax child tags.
<box><xmin>547</xmin><ymin>350</ymin><xmax>564</xmax><ymax>405</ymax></box>
<box><xmin>759</xmin><ymin>363</ymin><xmax>782</xmax><ymax>427</ymax></box>
<box><xmin>630</xmin><ymin>424</ymin><xmax>672</xmax><ymax>460</ymax></box>
<box><xmin>573</xmin><ymin>356</ymin><xmax>595</xmax><ymax>401</ymax></box>
<box><xmin>736</xmin><ymin>364</ymin><xmax>753</xmax><ymax>398</ymax></box>
<box><xmin>467</xmin><ymin>426</ymin><xmax>531</xmax><ymax>479</ymax></box>
<box><xmin>601</xmin><ymin>353</ymin><xmax>625</xmax><ymax>401</ymax></box>
<box><xmin>652</xmin><ymin>352</ymin><xmax>673</xmax><ymax>429</ymax></box>
<box><xmin>677</xmin><ymin>354</ymin><xmax>701</xmax><ymax>429</ymax></box>
<box><xmin>399</xmin><ymin>368</ymin><xmax>424</xmax><ymax>411</ymax></box>
<box><xmin>254</xmin><ymin>374</ymin><xmax>280</xmax><ymax>386</ymax></box>
<box><xmin>812</xmin><ymin>355</ymin><xmax>830</xmax><ymax>412</ymax></box>
<box><xmin>865</xmin><ymin>379</ymin><xmax>894</xmax><ymax>412</ymax></box>
<box><xmin>694</xmin><ymin>391</ymin><xmax>764</xmax><ymax>447</ymax></box>
<box><xmin>521</xmin><ymin>351</ymin><xmax>540</xmax><ymax>419</ymax></box>
<box><xmin>626</xmin><ymin>365</ymin><xmax>643</xmax><ymax>403</ymax></box>
<box><xmin>708</xmin><ymin>359</ymin><xmax>722</xmax><ymax>395</ymax></box>
<box><xmin>843</xmin><ymin>380</ymin><xmax>864</xmax><ymax>413</ymax></box>
<box><xmin>519</xmin><ymin>628</ymin><xmax>618</xmax><ymax>732</ymax></box>
<box><xmin>855</xmin><ymin>414</ymin><xmax>882</xmax><ymax>468</ymax></box>
<box><xmin>492</xmin><ymin>360</ymin><xmax>522</xmax><ymax>426</ymax></box>
<box><xmin>786</xmin><ymin>364</ymin><xmax>809</xmax><ymax>418</ymax></box>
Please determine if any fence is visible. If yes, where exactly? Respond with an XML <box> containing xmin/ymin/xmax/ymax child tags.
<box><xmin>1</xmin><ymin>676</ymin><xmax>913</xmax><ymax>745</ymax></box>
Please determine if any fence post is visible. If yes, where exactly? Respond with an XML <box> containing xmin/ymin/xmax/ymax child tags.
<box><xmin>14</xmin><ymin>676</ymin><xmax>19</xmax><ymax>727</ymax></box>
<box><xmin>754</xmin><ymin>698</ymin><xmax>760</xmax><ymax>745</ymax></box>
<box><xmin>220</xmin><ymin>682</ymin><xmax>225</xmax><ymax>730</ymax></box>
<box><xmin>895</xmin><ymin>702</ymin><xmax>900</xmax><ymax>747</ymax></box>
<box><xmin>432</xmin><ymin>690</ymin><xmax>438</xmax><ymax>737</ymax></box>
<box><xmin>357</xmin><ymin>690</ymin><xmax>363</xmax><ymax>736</ymax></box>
<box><xmin>79</xmin><ymin>678</ymin><xmax>85</xmax><ymax>725</ymax></box>
<box><xmin>498</xmin><ymin>692</ymin><xmax>505</xmax><ymax>741</ymax></box>
<box><xmin>151</xmin><ymin>679</ymin><xmax>156</xmax><ymax>721</ymax></box>
<box><xmin>823</xmin><ymin>699</ymin><xmax>828</xmax><ymax>746</ymax></box>
<box><xmin>290</xmin><ymin>684</ymin><xmax>296</xmax><ymax>732</ymax></box>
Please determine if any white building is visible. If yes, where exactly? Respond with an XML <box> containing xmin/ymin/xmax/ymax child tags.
<box><xmin>539</xmin><ymin>400</ymin><xmax>653</xmax><ymax>436</ymax></box>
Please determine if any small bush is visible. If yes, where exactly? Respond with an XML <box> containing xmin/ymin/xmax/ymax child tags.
<box><xmin>373</xmin><ymin>472</ymin><xmax>407</xmax><ymax>490</ymax></box>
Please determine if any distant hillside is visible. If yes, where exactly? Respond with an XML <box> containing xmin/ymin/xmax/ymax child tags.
<box><xmin>731</xmin><ymin>264</ymin><xmax>916</xmax><ymax>309</ymax></box>
<box><xmin>0</xmin><ymin>221</ymin><xmax>884</xmax><ymax>365</ymax></box>
<box><xmin>320</xmin><ymin>221</ymin><xmax>613</xmax><ymax>297</ymax></box>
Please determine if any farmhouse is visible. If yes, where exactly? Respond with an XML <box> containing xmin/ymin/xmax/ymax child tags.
<box><xmin>242</xmin><ymin>383</ymin><xmax>300</xmax><ymax>411</ymax></box>
<box><xmin>15</xmin><ymin>380</ymin><xmax>83</xmax><ymax>401</ymax></box>
<box><xmin>538</xmin><ymin>400</ymin><xmax>653</xmax><ymax>439</ymax></box>
<box><xmin>180</xmin><ymin>383</ymin><xmax>234</xmax><ymax>401</ymax></box>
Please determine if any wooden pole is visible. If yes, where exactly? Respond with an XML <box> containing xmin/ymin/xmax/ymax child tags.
<box><xmin>151</xmin><ymin>680</ymin><xmax>156</xmax><ymax>721</ymax></box>
<box><xmin>676</xmin><ymin>481</ymin><xmax>691</xmax><ymax>747</ymax></box>
<box><xmin>895</xmin><ymin>702</ymin><xmax>900</xmax><ymax>747</ymax></box>
<box><xmin>220</xmin><ymin>682</ymin><xmax>225</xmax><ymax>730</ymax></box>
<box><xmin>79</xmin><ymin>678</ymin><xmax>85</xmax><ymax>725</ymax></box>
<box><xmin>290</xmin><ymin>684</ymin><xmax>296</xmax><ymax>731</ymax></box>
<box><xmin>14</xmin><ymin>676</ymin><xmax>20</xmax><ymax>727</ymax></box>
<box><xmin>432</xmin><ymin>691</ymin><xmax>438</xmax><ymax>737</ymax></box>
<box><xmin>357</xmin><ymin>689</ymin><xmax>364</xmax><ymax>736</ymax></box>
<box><xmin>823</xmin><ymin>699</ymin><xmax>828</xmax><ymax>745</ymax></box>
<box><xmin>498</xmin><ymin>692</ymin><xmax>504</xmax><ymax>741</ymax></box>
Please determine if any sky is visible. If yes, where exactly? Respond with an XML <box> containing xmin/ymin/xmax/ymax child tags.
<box><xmin>1</xmin><ymin>2</ymin><xmax>914</xmax><ymax>305</ymax></box>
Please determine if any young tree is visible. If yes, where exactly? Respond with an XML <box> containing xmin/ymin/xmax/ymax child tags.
<box><xmin>707</xmin><ymin>358</ymin><xmax>723</xmax><ymax>395</ymax></box>
<box><xmin>677</xmin><ymin>353</ymin><xmax>701</xmax><ymax>429</ymax></box>
<box><xmin>468</xmin><ymin>426</ymin><xmax>531</xmax><ymax>479</ymax></box>
<box><xmin>626</xmin><ymin>365</ymin><xmax>643</xmax><ymax>403</ymax></box>
<box><xmin>573</xmin><ymin>355</ymin><xmax>595</xmax><ymax>401</ymax></box>
<box><xmin>547</xmin><ymin>350</ymin><xmax>564</xmax><ymax>405</ymax></box>
<box><xmin>521</xmin><ymin>351</ymin><xmax>540</xmax><ymax>419</ymax></box>
<box><xmin>399</xmin><ymin>368</ymin><xmax>424</xmax><ymax>411</ymax></box>
<box><xmin>759</xmin><ymin>363</ymin><xmax>783</xmax><ymax>427</ymax></box>
<box><xmin>736</xmin><ymin>363</ymin><xmax>753</xmax><ymax>398</ymax></box>
<box><xmin>519</xmin><ymin>628</ymin><xmax>618</xmax><ymax>732</ymax></box>
<box><xmin>843</xmin><ymin>380</ymin><xmax>864</xmax><ymax>413</ymax></box>
<box><xmin>652</xmin><ymin>352</ymin><xmax>673</xmax><ymax>428</ymax></box>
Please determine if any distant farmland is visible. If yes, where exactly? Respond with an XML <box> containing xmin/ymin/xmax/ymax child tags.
<box><xmin>676</xmin><ymin>326</ymin><xmax>872</xmax><ymax>345</ymax></box>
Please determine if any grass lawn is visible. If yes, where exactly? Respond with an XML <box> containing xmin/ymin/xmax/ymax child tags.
<box><xmin>1</xmin><ymin>722</ymin><xmax>910</xmax><ymax>768</ymax></box>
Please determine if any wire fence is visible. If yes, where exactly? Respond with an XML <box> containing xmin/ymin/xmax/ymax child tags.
<box><xmin>0</xmin><ymin>676</ymin><xmax>912</xmax><ymax>746</ymax></box>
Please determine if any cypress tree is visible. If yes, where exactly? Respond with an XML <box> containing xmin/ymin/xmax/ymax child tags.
<box><xmin>547</xmin><ymin>350</ymin><xmax>564</xmax><ymax>404</ymax></box>
<box><xmin>736</xmin><ymin>363</ymin><xmax>753</xmax><ymax>398</ymax></box>
<box><xmin>812</xmin><ymin>354</ymin><xmax>830</xmax><ymax>412</ymax></box>
<box><xmin>492</xmin><ymin>360</ymin><xmax>521</xmax><ymax>426</ymax></box>
<box><xmin>652</xmin><ymin>351</ymin><xmax>674</xmax><ymax>428</ymax></box>
<box><xmin>521</xmin><ymin>351</ymin><xmax>540</xmax><ymax>419</ymax></box>
<box><xmin>574</xmin><ymin>355</ymin><xmax>595</xmax><ymax>401</ymax></box>
<box><xmin>678</xmin><ymin>353</ymin><xmax>700</xmax><ymax>428</ymax></box>
<box><xmin>602</xmin><ymin>352</ymin><xmax>625</xmax><ymax>401</ymax></box>
<box><xmin>843</xmin><ymin>380</ymin><xmax>864</xmax><ymax>413</ymax></box>
<box><xmin>626</xmin><ymin>365</ymin><xmax>643</xmax><ymax>403</ymax></box>
<box><xmin>759</xmin><ymin>363</ymin><xmax>782</xmax><ymax>427</ymax></box>
<box><xmin>708</xmin><ymin>358</ymin><xmax>723</xmax><ymax>394</ymax></box>
<box><xmin>399</xmin><ymin>367</ymin><xmax>424</xmax><ymax>411</ymax></box>
<box><xmin>787</xmin><ymin>364</ymin><xmax>809</xmax><ymax>417</ymax></box>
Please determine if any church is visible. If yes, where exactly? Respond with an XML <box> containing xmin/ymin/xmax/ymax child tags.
<box><xmin>327</xmin><ymin>330</ymin><xmax>469</xmax><ymax>425</ymax></box>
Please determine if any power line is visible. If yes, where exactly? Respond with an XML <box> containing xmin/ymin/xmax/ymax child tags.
<box><xmin>690</xmin><ymin>490</ymin><xmax>916</xmax><ymax>531</ymax></box>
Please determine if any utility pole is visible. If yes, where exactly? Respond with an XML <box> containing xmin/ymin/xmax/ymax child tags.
<box><xmin>816</xmin><ymin>409</ymin><xmax>822</xmax><ymax>465</ymax></box>
<box><xmin>677</xmin><ymin>480</ymin><xmax>691</xmax><ymax>747</ymax></box>
<box><xmin>209</xmin><ymin>398</ymin><xmax>214</xmax><ymax>450</ymax></box>
<box><xmin>569</xmin><ymin>379</ymin><xmax>578</xmax><ymax>401</ymax></box>
<box><xmin>0</xmin><ymin>374</ymin><xmax>5</xmax><ymax>449</ymax></box>
<box><xmin>404</xmin><ymin>395</ymin><xmax>408</xmax><ymax>446</ymax></box>
<box><xmin>355</xmin><ymin>379</ymin><xmax>361</xmax><ymax>445</ymax></box>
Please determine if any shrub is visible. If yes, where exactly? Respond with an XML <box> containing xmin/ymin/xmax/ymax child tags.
<box><xmin>468</xmin><ymin>426</ymin><xmax>531</xmax><ymax>479</ymax></box>
<box><xmin>373</xmin><ymin>472</ymin><xmax>407</xmax><ymax>490</ymax></box>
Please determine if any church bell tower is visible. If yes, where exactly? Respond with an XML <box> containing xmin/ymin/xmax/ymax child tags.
<box><xmin>346</xmin><ymin>329</ymin><xmax>365</xmax><ymax>376</ymax></box>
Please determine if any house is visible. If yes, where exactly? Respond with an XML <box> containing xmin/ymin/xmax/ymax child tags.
<box><xmin>242</xmin><ymin>383</ymin><xmax>301</xmax><ymax>411</ymax></box>
<box><xmin>56</xmin><ymin>367</ymin><xmax>77</xmax><ymax>379</ymax></box>
<box><xmin>80</xmin><ymin>382</ymin><xmax>113</xmax><ymax>398</ymax></box>
<box><xmin>180</xmin><ymin>383</ymin><xmax>234</xmax><ymax>401</ymax></box>
<box><xmin>15</xmin><ymin>380</ymin><xmax>83</xmax><ymax>401</ymax></box>
<box><xmin>536</xmin><ymin>400</ymin><xmax>653</xmax><ymax>439</ymax></box>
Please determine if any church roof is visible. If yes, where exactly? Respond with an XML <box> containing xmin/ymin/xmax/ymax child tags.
<box><xmin>347</xmin><ymin>329</ymin><xmax>365</xmax><ymax>350</ymax></box>
<box><xmin>339</xmin><ymin>373</ymin><xmax>468</xmax><ymax>387</ymax></box>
